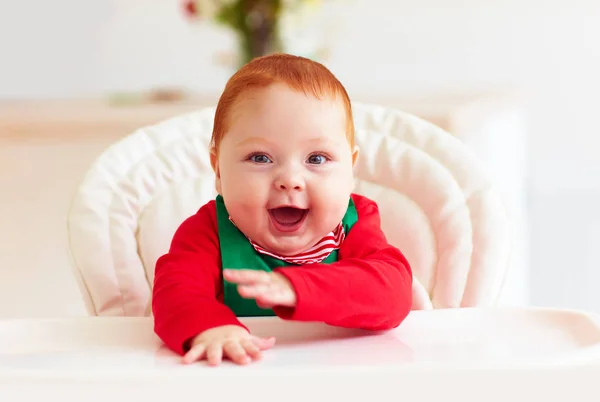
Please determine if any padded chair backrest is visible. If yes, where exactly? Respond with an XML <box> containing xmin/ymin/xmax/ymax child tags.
<box><xmin>67</xmin><ymin>103</ymin><xmax>511</xmax><ymax>316</ymax></box>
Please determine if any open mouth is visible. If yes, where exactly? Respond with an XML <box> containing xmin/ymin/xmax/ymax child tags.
<box><xmin>268</xmin><ymin>207</ymin><xmax>309</xmax><ymax>232</ymax></box>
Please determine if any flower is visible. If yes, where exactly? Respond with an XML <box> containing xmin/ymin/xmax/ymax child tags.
<box><xmin>182</xmin><ymin>1</ymin><xmax>197</xmax><ymax>18</ymax></box>
<box><xmin>183</xmin><ymin>0</ymin><xmax>221</xmax><ymax>20</ymax></box>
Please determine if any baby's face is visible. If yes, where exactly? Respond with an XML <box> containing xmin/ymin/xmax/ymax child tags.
<box><xmin>212</xmin><ymin>83</ymin><xmax>358</xmax><ymax>256</ymax></box>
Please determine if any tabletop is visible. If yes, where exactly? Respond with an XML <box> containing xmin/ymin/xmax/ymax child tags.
<box><xmin>1</xmin><ymin>307</ymin><xmax>599</xmax><ymax>401</ymax></box>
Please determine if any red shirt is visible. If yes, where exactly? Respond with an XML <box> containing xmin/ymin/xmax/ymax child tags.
<box><xmin>152</xmin><ymin>193</ymin><xmax>413</xmax><ymax>355</ymax></box>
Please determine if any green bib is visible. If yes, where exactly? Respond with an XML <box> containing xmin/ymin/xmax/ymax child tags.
<box><xmin>215</xmin><ymin>195</ymin><xmax>358</xmax><ymax>317</ymax></box>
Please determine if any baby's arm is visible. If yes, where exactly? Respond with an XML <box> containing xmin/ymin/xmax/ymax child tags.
<box><xmin>272</xmin><ymin>194</ymin><xmax>413</xmax><ymax>331</ymax></box>
<box><xmin>152</xmin><ymin>202</ymin><xmax>246</xmax><ymax>355</ymax></box>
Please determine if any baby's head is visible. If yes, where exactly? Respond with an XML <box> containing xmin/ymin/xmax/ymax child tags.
<box><xmin>210</xmin><ymin>53</ymin><xmax>359</xmax><ymax>257</ymax></box>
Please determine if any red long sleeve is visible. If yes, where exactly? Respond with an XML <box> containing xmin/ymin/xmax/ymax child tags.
<box><xmin>152</xmin><ymin>201</ymin><xmax>246</xmax><ymax>355</ymax></box>
<box><xmin>153</xmin><ymin>194</ymin><xmax>413</xmax><ymax>355</ymax></box>
<box><xmin>272</xmin><ymin>194</ymin><xmax>413</xmax><ymax>330</ymax></box>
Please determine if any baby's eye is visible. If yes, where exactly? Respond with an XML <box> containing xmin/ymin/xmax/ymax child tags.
<box><xmin>249</xmin><ymin>154</ymin><xmax>272</xmax><ymax>164</ymax></box>
<box><xmin>307</xmin><ymin>154</ymin><xmax>328</xmax><ymax>165</ymax></box>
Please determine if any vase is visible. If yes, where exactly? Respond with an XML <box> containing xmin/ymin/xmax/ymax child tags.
<box><xmin>221</xmin><ymin>0</ymin><xmax>283</xmax><ymax>67</ymax></box>
<box><xmin>235</xmin><ymin>19</ymin><xmax>283</xmax><ymax>67</ymax></box>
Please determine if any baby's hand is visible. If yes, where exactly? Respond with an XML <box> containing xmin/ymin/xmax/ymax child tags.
<box><xmin>223</xmin><ymin>269</ymin><xmax>297</xmax><ymax>308</ymax></box>
<box><xmin>183</xmin><ymin>325</ymin><xmax>275</xmax><ymax>366</ymax></box>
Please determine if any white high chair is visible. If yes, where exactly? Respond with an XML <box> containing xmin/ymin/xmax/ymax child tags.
<box><xmin>66</xmin><ymin>102</ymin><xmax>512</xmax><ymax>317</ymax></box>
<box><xmin>3</xmin><ymin>103</ymin><xmax>600</xmax><ymax>401</ymax></box>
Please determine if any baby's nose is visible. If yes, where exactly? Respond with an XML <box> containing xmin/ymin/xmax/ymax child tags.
<box><xmin>278</xmin><ymin>182</ymin><xmax>302</xmax><ymax>190</ymax></box>
<box><xmin>275</xmin><ymin>173</ymin><xmax>304</xmax><ymax>191</ymax></box>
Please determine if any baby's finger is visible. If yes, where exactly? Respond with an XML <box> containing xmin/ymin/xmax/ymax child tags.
<box><xmin>223</xmin><ymin>269</ymin><xmax>271</xmax><ymax>285</ymax></box>
<box><xmin>237</xmin><ymin>283</ymin><xmax>271</xmax><ymax>299</ymax></box>
<box><xmin>182</xmin><ymin>343</ymin><xmax>206</xmax><ymax>364</ymax></box>
<box><xmin>206</xmin><ymin>343</ymin><xmax>224</xmax><ymax>366</ymax></box>
<box><xmin>256</xmin><ymin>299</ymin><xmax>274</xmax><ymax>309</ymax></box>
<box><xmin>240</xmin><ymin>338</ymin><xmax>262</xmax><ymax>359</ymax></box>
<box><xmin>223</xmin><ymin>340</ymin><xmax>251</xmax><ymax>365</ymax></box>
<box><xmin>256</xmin><ymin>287</ymin><xmax>296</xmax><ymax>307</ymax></box>
<box><xmin>251</xmin><ymin>336</ymin><xmax>276</xmax><ymax>350</ymax></box>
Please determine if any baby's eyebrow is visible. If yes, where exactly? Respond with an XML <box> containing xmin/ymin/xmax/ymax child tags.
<box><xmin>305</xmin><ymin>136</ymin><xmax>349</xmax><ymax>149</ymax></box>
<box><xmin>306</xmin><ymin>136</ymin><xmax>334</xmax><ymax>144</ymax></box>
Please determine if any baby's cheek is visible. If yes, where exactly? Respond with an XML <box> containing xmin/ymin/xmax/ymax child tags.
<box><xmin>314</xmin><ymin>190</ymin><xmax>349</xmax><ymax>220</ymax></box>
<box><xmin>323</xmin><ymin>174</ymin><xmax>353</xmax><ymax>195</ymax></box>
<box><xmin>224</xmin><ymin>174</ymin><xmax>258</xmax><ymax>197</ymax></box>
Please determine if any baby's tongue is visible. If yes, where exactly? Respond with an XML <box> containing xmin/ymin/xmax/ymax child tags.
<box><xmin>270</xmin><ymin>207</ymin><xmax>305</xmax><ymax>225</ymax></box>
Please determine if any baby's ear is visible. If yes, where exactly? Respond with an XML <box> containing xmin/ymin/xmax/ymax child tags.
<box><xmin>210</xmin><ymin>148</ymin><xmax>222</xmax><ymax>194</ymax></box>
<box><xmin>351</xmin><ymin>145</ymin><xmax>360</xmax><ymax>167</ymax></box>
<box><xmin>210</xmin><ymin>148</ymin><xmax>218</xmax><ymax>173</ymax></box>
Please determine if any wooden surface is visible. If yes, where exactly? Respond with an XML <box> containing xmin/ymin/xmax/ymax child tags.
<box><xmin>0</xmin><ymin>92</ymin><xmax>522</xmax><ymax>141</ymax></box>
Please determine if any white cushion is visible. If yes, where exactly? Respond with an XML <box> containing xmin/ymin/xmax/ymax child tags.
<box><xmin>67</xmin><ymin>103</ymin><xmax>511</xmax><ymax>316</ymax></box>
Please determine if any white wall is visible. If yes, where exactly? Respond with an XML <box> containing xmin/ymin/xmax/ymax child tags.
<box><xmin>2</xmin><ymin>0</ymin><xmax>600</xmax><ymax>311</ymax></box>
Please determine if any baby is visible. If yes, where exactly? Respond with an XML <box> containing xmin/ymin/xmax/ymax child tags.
<box><xmin>152</xmin><ymin>53</ymin><xmax>412</xmax><ymax>366</ymax></box>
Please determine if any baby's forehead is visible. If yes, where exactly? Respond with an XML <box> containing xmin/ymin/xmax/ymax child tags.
<box><xmin>216</xmin><ymin>85</ymin><xmax>353</xmax><ymax>150</ymax></box>
<box><xmin>232</xmin><ymin>88</ymin><xmax>344</xmax><ymax>115</ymax></box>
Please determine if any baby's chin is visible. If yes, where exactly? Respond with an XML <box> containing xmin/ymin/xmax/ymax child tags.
<box><xmin>259</xmin><ymin>235</ymin><xmax>316</xmax><ymax>257</ymax></box>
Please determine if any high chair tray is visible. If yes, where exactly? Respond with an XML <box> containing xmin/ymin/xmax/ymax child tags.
<box><xmin>1</xmin><ymin>307</ymin><xmax>600</xmax><ymax>401</ymax></box>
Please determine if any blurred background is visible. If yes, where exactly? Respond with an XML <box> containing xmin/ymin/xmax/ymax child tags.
<box><xmin>1</xmin><ymin>0</ymin><xmax>599</xmax><ymax>317</ymax></box>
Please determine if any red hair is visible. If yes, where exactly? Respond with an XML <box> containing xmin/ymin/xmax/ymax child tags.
<box><xmin>211</xmin><ymin>53</ymin><xmax>354</xmax><ymax>155</ymax></box>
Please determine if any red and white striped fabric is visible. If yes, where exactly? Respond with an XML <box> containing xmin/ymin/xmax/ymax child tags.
<box><xmin>229</xmin><ymin>217</ymin><xmax>345</xmax><ymax>265</ymax></box>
